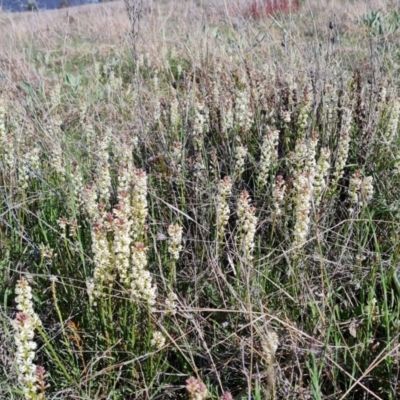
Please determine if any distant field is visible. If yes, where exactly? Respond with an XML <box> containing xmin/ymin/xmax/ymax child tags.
<box><xmin>0</xmin><ymin>0</ymin><xmax>99</xmax><ymax>12</ymax></box>
<box><xmin>1</xmin><ymin>1</ymin><xmax>400</xmax><ymax>399</ymax></box>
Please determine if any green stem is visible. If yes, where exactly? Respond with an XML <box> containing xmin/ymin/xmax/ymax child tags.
<box><xmin>36</xmin><ymin>325</ymin><xmax>74</xmax><ymax>383</ymax></box>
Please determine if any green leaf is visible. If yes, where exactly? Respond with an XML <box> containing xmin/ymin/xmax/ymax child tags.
<box><xmin>64</xmin><ymin>72</ymin><xmax>81</xmax><ymax>89</ymax></box>
<box><xmin>18</xmin><ymin>81</ymin><xmax>35</xmax><ymax>96</ymax></box>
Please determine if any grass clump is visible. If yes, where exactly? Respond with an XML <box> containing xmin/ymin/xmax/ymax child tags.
<box><xmin>1</xmin><ymin>0</ymin><xmax>400</xmax><ymax>399</ymax></box>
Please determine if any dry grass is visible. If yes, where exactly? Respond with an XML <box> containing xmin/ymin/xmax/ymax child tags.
<box><xmin>0</xmin><ymin>0</ymin><xmax>397</xmax><ymax>86</ymax></box>
<box><xmin>1</xmin><ymin>0</ymin><xmax>400</xmax><ymax>399</ymax></box>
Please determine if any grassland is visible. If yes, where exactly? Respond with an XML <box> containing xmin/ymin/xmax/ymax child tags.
<box><xmin>1</xmin><ymin>0</ymin><xmax>400</xmax><ymax>399</ymax></box>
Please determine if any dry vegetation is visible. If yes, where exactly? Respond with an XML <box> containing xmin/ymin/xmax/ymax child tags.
<box><xmin>1</xmin><ymin>0</ymin><xmax>400</xmax><ymax>399</ymax></box>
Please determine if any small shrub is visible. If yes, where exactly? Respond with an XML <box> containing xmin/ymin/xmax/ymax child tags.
<box><xmin>242</xmin><ymin>0</ymin><xmax>300</xmax><ymax>20</ymax></box>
